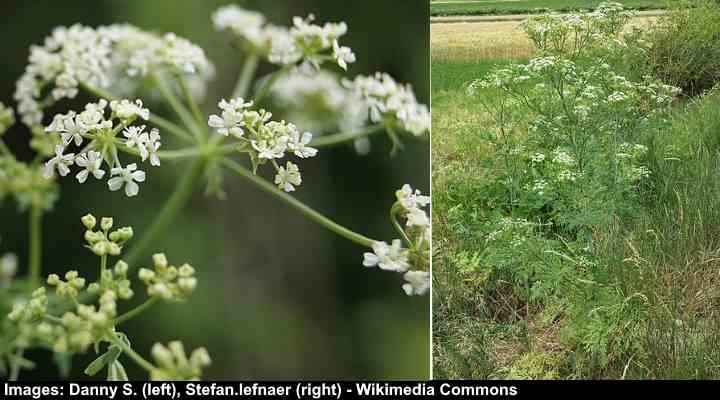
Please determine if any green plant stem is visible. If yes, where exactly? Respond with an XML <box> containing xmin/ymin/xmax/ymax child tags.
<box><xmin>176</xmin><ymin>74</ymin><xmax>205</xmax><ymax>130</ymax></box>
<box><xmin>114</xmin><ymin>297</ymin><xmax>159</xmax><ymax>325</ymax></box>
<box><xmin>9</xmin><ymin>348</ymin><xmax>24</xmax><ymax>381</ymax></box>
<box><xmin>232</xmin><ymin>54</ymin><xmax>259</xmax><ymax>99</ymax></box>
<box><xmin>116</xmin><ymin>144</ymin><xmax>235</xmax><ymax>161</ymax></box>
<box><xmin>79</xmin><ymin>81</ymin><xmax>195</xmax><ymax>144</ymax></box>
<box><xmin>152</xmin><ymin>74</ymin><xmax>204</xmax><ymax>141</ymax></box>
<box><xmin>125</xmin><ymin>157</ymin><xmax>206</xmax><ymax>266</ymax></box>
<box><xmin>105</xmin><ymin>332</ymin><xmax>154</xmax><ymax>372</ymax></box>
<box><xmin>390</xmin><ymin>206</ymin><xmax>412</xmax><ymax>246</ymax></box>
<box><xmin>148</xmin><ymin>114</ymin><xmax>196</xmax><ymax>144</ymax></box>
<box><xmin>100</xmin><ymin>254</ymin><xmax>108</xmax><ymax>276</ymax></box>
<box><xmin>221</xmin><ymin>158</ymin><xmax>376</xmax><ymax>248</ymax></box>
<box><xmin>253</xmin><ymin>65</ymin><xmax>292</xmax><ymax>104</ymax></box>
<box><xmin>28</xmin><ymin>206</ymin><xmax>42</xmax><ymax>288</ymax></box>
<box><xmin>310</xmin><ymin>125</ymin><xmax>385</xmax><ymax>148</ymax></box>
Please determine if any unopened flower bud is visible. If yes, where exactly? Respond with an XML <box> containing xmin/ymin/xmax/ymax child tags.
<box><xmin>47</xmin><ymin>273</ymin><xmax>61</xmax><ymax>285</ymax></box>
<box><xmin>152</xmin><ymin>253</ymin><xmax>168</xmax><ymax>269</ymax></box>
<box><xmin>100</xmin><ymin>217</ymin><xmax>114</xmax><ymax>231</ymax></box>
<box><xmin>138</xmin><ymin>268</ymin><xmax>155</xmax><ymax>282</ymax></box>
<box><xmin>81</xmin><ymin>214</ymin><xmax>97</xmax><ymax>230</ymax></box>
<box><xmin>114</xmin><ymin>260</ymin><xmax>129</xmax><ymax>276</ymax></box>
<box><xmin>92</xmin><ymin>241</ymin><xmax>108</xmax><ymax>256</ymax></box>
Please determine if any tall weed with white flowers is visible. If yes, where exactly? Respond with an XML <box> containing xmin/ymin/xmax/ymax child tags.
<box><xmin>456</xmin><ymin>2</ymin><xmax>704</xmax><ymax>376</ymax></box>
<box><xmin>0</xmin><ymin>4</ymin><xmax>429</xmax><ymax>380</ymax></box>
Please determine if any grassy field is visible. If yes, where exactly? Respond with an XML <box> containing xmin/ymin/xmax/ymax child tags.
<box><xmin>432</xmin><ymin>5</ymin><xmax>720</xmax><ymax>379</ymax></box>
<box><xmin>430</xmin><ymin>0</ymin><xmax>671</xmax><ymax>16</ymax></box>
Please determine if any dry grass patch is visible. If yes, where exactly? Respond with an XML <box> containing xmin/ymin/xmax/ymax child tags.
<box><xmin>431</xmin><ymin>17</ymin><xmax>657</xmax><ymax>61</ymax></box>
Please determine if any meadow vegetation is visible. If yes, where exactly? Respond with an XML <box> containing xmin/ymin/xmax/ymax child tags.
<box><xmin>432</xmin><ymin>1</ymin><xmax>720</xmax><ymax>379</ymax></box>
<box><xmin>430</xmin><ymin>0</ymin><xmax>669</xmax><ymax>17</ymax></box>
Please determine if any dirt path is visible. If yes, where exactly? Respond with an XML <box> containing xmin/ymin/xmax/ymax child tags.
<box><xmin>430</xmin><ymin>9</ymin><xmax>666</xmax><ymax>23</ymax></box>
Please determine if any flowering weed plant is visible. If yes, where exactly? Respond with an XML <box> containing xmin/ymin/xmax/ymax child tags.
<box><xmin>0</xmin><ymin>3</ymin><xmax>429</xmax><ymax>380</ymax></box>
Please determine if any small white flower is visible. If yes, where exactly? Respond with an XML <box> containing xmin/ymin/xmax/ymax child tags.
<box><xmin>396</xmin><ymin>184</ymin><xmax>431</xmax><ymax>211</ymax></box>
<box><xmin>108</xmin><ymin>163</ymin><xmax>146</xmax><ymax>197</ymax></box>
<box><xmin>142</xmin><ymin>128</ymin><xmax>162</xmax><ymax>166</ymax></box>
<box><xmin>44</xmin><ymin>145</ymin><xmax>75</xmax><ymax>178</ymax></box>
<box><xmin>111</xmin><ymin>99</ymin><xmax>150</xmax><ymax>120</ymax></box>
<box><xmin>207</xmin><ymin>98</ymin><xmax>253</xmax><ymax>137</ymax></box>
<box><xmin>332</xmin><ymin>40</ymin><xmax>355</xmax><ymax>70</ymax></box>
<box><xmin>362</xmin><ymin>239</ymin><xmax>409</xmax><ymax>272</ymax></box>
<box><xmin>274</xmin><ymin>161</ymin><xmax>302</xmax><ymax>192</ymax></box>
<box><xmin>74</xmin><ymin>151</ymin><xmax>105</xmax><ymax>183</ymax></box>
<box><xmin>46</xmin><ymin>112</ymin><xmax>86</xmax><ymax>146</ymax></box>
<box><xmin>123</xmin><ymin>125</ymin><xmax>147</xmax><ymax>149</ymax></box>
<box><xmin>402</xmin><ymin>270</ymin><xmax>430</xmax><ymax>296</ymax></box>
<box><xmin>406</xmin><ymin>207</ymin><xmax>429</xmax><ymax>228</ymax></box>
<box><xmin>286</xmin><ymin>131</ymin><xmax>318</xmax><ymax>158</ymax></box>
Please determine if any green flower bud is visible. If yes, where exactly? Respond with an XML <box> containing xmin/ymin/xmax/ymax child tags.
<box><xmin>178</xmin><ymin>264</ymin><xmax>195</xmax><ymax>278</ymax></box>
<box><xmin>114</xmin><ymin>260</ymin><xmax>129</xmax><ymax>276</ymax></box>
<box><xmin>118</xmin><ymin>287</ymin><xmax>134</xmax><ymax>300</ymax></box>
<box><xmin>178</xmin><ymin>277</ymin><xmax>197</xmax><ymax>293</ymax></box>
<box><xmin>65</xmin><ymin>271</ymin><xmax>79</xmax><ymax>281</ymax></box>
<box><xmin>87</xmin><ymin>282</ymin><xmax>101</xmax><ymax>294</ymax></box>
<box><xmin>84</xmin><ymin>230</ymin><xmax>104</xmax><ymax>244</ymax></box>
<box><xmin>92</xmin><ymin>241</ymin><xmax>108</xmax><ymax>256</ymax></box>
<box><xmin>81</xmin><ymin>214</ymin><xmax>97</xmax><ymax>230</ymax></box>
<box><xmin>100</xmin><ymin>217</ymin><xmax>114</xmax><ymax>231</ymax></box>
<box><xmin>152</xmin><ymin>253</ymin><xmax>168</xmax><ymax>269</ymax></box>
<box><xmin>138</xmin><ymin>268</ymin><xmax>155</xmax><ymax>282</ymax></box>
<box><xmin>70</xmin><ymin>277</ymin><xmax>86</xmax><ymax>290</ymax></box>
<box><xmin>190</xmin><ymin>347</ymin><xmax>212</xmax><ymax>368</ymax></box>
<box><xmin>47</xmin><ymin>274</ymin><xmax>61</xmax><ymax>285</ymax></box>
<box><xmin>107</xmin><ymin>242</ymin><xmax>121</xmax><ymax>256</ymax></box>
<box><xmin>151</xmin><ymin>343</ymin><xmax>174</xmax><ymax>368</ymax></box>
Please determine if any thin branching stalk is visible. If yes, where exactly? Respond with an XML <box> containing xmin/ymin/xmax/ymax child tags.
<box><xmin>114</xmin><ymin>297</ymin><xmax>159</xmax><ymax>325</ymax></box>
<box><xmin>151</xmin><ymin>74</ymin><xmax>204</xmax><ymax>141</ymax></box>
<box><xmin>310</xmin><ymin>125</ymin><xmax>385</xmax><ymax>148</ymax></box>
<box><xmin>221</xmin><ymin>158</ymin><xmax>376</xmax><ymax>248</ymax></box>
<box><xmin>176</xmin><ymin>74</ymin><xmax>206</xmax><ymax>135</ymax></box>
<box><xmin>79</xmin><ymin>81</ymin><xmax>195</xmax><ymax>144</ymax></box>
<box><xmin>105</xmin><ymin>332</ymin><xmax>154</xmax><ymax>372</ymax></box>
<box><xmin>232</xmin><ymin>54</ymin><xmax>259</xmax><ymax>99</ymax></box>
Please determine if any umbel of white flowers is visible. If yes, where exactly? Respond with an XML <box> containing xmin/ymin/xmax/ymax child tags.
<box><xmin>43</xmin><ymin>99</ymin><xmax>159</xmax><ymax>197</ymax></box>
<box><xmin>363</xmin><ymin>184</ymin><xmax>430</xmax><ymax>295</ymax></box>
<box><xmin>15</xmin><ymin>24</ymin><xmax>213</xmax><ymax>127</ymax></box>
<box><xmin>207</xmin><ymin>97</ymin><xmax>318</xmax><ymax>192</ymax></box>
<box><xmin>212</xmin><ymin>5</ymin><xmax>356</xmax><ymax>71</ymax></box>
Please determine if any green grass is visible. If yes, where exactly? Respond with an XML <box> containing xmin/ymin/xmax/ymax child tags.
<box><xmin>430</xmin><ymin>0</ymin><xmax>671</xmax><ymax>16</ymax></box>
<box><xmin>432</xmin><ymin>60</ymin><xmax>497</xmax><ymax>92</ymax></box>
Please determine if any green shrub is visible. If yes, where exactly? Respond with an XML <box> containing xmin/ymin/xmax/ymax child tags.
<box><xmin>643</xmin><ymin>0</ymin><xmax>720</xmax><ymax>96</ymax></box>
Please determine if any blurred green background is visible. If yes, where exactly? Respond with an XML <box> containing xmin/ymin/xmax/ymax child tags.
<box><xmin>0</xmin><ymin>0</ymin><xmax>429</xmax><ymax>379</ymax></box>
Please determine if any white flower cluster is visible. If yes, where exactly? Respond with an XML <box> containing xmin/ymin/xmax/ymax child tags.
<box><xmin>207</xmin><ymin>98</ymin><xmax>318</xmax><ymax>192</ymax></box>
<box><xmin>43</xmin><ymin>99</ymin><xmax>161</xmax><ymax>197</ymax></box>
<box><xmin>345</xmin><ymin>73</ymin><xmax>430</xmax><ymax>136</ymax></box>
<box><xmin>363</xmin><ymin>184</ymin><xmax>430</xmax><ymax>296</ymax></box>
<box><xmin>213</xmin><ymin>5</ymin><xmax>355</xmax><ymax>71</ymax></box>
<box><xmin>270</xmin><ymin>70</ymin><xmax>366</xmax><ymax>134</ymax></box>
<box><xmin>14</xmin><ymin>24</ymin><xmax>212</xmax><ymax>127</ymax></box>
<box><xmin>521</xmin><ymin>2</ymin><xmax>635</xmax><ymax>57</ymax></box>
